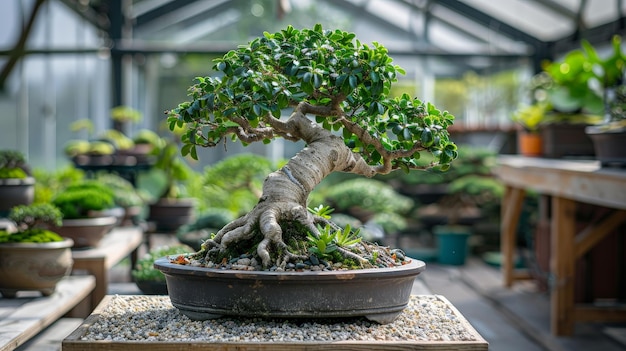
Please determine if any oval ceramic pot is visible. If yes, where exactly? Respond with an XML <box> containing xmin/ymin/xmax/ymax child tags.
<box><xmin>0</xmin><ymin>177</ymin><xmax>35</xmax><ymax>216</ymax></box>
<box><xmin>134</xmin><ymin>280</ymin><xmax>168</xmax><ymax>295</ymax></box>
<box><xmin>51</xmin><ymin>216</ymin><xmax>118</xmax><ymax>248</ymax></box>
<box><xmin>154</xmin><ymin>257</ymin><xmax>425</xmax><ymax>324</ymax></box>
<box><xmin>0</xmin><ymin>238</ymin><xmax>74</xmax><ymax>297</ymax></box>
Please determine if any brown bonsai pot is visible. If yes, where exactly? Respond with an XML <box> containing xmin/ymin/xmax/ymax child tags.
<box><xmin>154</xmin><ymin>257</ymin><xmax>425</xmax><ymax>324</ymax></box>
<box><xmin>51</xmin><ymin>216</ymin><xmax>118</xmax><ymax>248</ymax></box>
<box><xmin>0</xmin><ymin>238</ymin><xmax>74</xmax><ymax>297</ymax></box>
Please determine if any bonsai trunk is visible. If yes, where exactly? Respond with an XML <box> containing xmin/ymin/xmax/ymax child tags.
<box><xmin>205</xmin><ymin>108</ymin><xmax>376</xmax><ymax>267</ymax></box>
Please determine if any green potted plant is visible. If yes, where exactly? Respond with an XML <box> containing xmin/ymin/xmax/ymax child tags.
<box><xmin>95</xmin><ymin>173</ymin><xmax>146</xmax><ymax>226</ymax></box>
<box><xmin>50</xmin><ymin>180</ymin><xmax>118</xmax><ymax>247</ymax></box>
<box><xmin>511</xmin><ymin>102</ymin><xmax>548</xmax><ymax>156</ymax></box>
<box><xmin>140</xmin><ymin>133</ymin><xmax>196</xmax><ymax>232</ymax></box>
<box><xmin>583</xmin><ymin>35</ymin><xmax>626</xmax><ymax>165</ymax></box>
<box><xmin>131</xmin><ymin>244</ymin><xmax>192</xmax><ymax>295</ymax></box>
<box><xmin>153</xmin><ymin>24</ymin><xmax>457</xmax><ymax>323</ymax></box>
<box><xmin>0</xmin><ymin>203</ymin><xmax>74</xmax><ymax>297</ymax></box>
<box><xmin>0</xmin><ymin>149</ymin><xmax>35</xmax><ymax>216</ymax></box>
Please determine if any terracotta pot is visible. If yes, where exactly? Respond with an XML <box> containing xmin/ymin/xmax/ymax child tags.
<box><xmin>51</xmin><ymin>216</ymin><xmax>118</xmax><ymax>248</ymax></box>
<box><xmin>517</xmin><ymin>131</ymin><xmax>543</xmax><ymax>157</ymax></box>
<box><xmin>0</xmin><ymin>177</ymin><xmax>35</xmax><ymax>215</ymax></box>
<box><xmin>154</xmin><ymin>257</ymin><xmax>425</xmax><ymax>324</ymax></box>
<box><xmin>0</xmin><ymin>238</ymin><xmax>74</xmax><ymax>297</ymax></box>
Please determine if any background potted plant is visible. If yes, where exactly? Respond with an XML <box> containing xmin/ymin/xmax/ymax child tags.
<box><xmin>50</xmin><ymin>180</ymin><xmax>118</xmax><ymax>248</ymax></box>
<box><xmin>0</xmin><ymin>203</ymin><xmax>73</xmax><ymax>297</ymax></box>
<box><xmin>131</xmin><ymin>244</ymin><xmax>192</xmax><ymax>295</ymax></box>
<box><xmin>0</xmin><ymin>149</ymin><xmax>35</xmax><ymax>216</ymax></box>
<box><xmin>583</xmin><ymin>35</ymin><xmax>626</xmax><ymax>165</ymax></box>
<box><xmin>140</xmin><ymin>134</ymin><xmax>196</xmax><ymax>233</ymax></box>
<box><xmin>511</xmin><ymin>102</ymin><xmax>547</xmax><ymax>157</ymax></box>
<box><xmin>154</xmin><ymin>24</ymin><xmax>457</xmax><ymax>323</ymax></box>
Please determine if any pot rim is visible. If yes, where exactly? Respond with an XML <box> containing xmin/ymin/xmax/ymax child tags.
<box><xmin>0</xmin><ymin>176</ymin><xmax>35</xmax><ymax>186</ymax></box>
<box><xmin>154</xmin><ymin>256</ymin><xmax>425</xmax><ymax>280</ymax></box>
<box><xmin>61</xmin><ymin>216</ymin><xmax>118</xmax><ymax>226</ymax></box>
<box><xmin>0</xmin><ymin>237</ymin><xmax>74</xmax><ymax>248</ymax></box>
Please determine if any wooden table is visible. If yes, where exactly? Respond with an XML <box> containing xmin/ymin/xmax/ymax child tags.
<box><xmin>71</xmin><ymin>226</ymin><xmax>143</xmax><ymax>310</ymax></box>
<box><xmin>0</xmin><ymin>275</ymin><xmax>95</xmax><ymax>351</ymax></box>
<box><xmin>493</xmin><ymin>155</ymin><xmax>626</xmax><ymax>336</ymax></box>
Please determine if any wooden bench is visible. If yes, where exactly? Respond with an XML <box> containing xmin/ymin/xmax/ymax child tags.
<box><xmin>71</xmin><ymin>226</ymin><xmax>143</xmax><ymax>312</ymax></box>
<box><xmin>0</xmin><ymin>275</ymin><xmax>95</xmax><ymax>351</ymax></box>
<box><xmin>494</xmin><ymin>155</ymin><xmax>626</xmax><ymax>336</ymax></box>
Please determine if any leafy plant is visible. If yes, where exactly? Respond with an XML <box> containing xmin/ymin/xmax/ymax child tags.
<box><xmin>132</xmin><ymin>245</ymin><xmax>192</xmax><ymax>282</ymax></box>
<box><xmin>167</xmin><ymin>24</ymin><xmax>456</xmax><ymax>268</ymax></box>
<box><xmin>51</xmin><ymin>180</ymin><xmax>116</xmax><ymax>219</ymax></box>
<box><xmin>307</xmin><ymin>225</ymin><xmax>337</xmax><ymax>259</ymax></box>
<box><xmin>0</xmin><ymin>150</ymin><xmax>30</xmax><ymax>179</ymax></box>
<box><xmin>0</xmin><ymin>204</ymin><xmax>64</xmax><ymax>243</ymax></box>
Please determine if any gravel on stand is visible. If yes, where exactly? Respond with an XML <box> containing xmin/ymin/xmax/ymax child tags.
<box><xmin>79</xmin><ymin>295</ymin><xmax>480</xmax><ymax>343</ymax></box>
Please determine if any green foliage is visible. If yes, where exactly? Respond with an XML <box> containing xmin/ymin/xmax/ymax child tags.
<box><xmin>307</xmin><ymin>223</ymin><xmax>362</xmax><ymax>260</ymax></box>
<box><xmin>512</xmin><ymin>103</ymin><xmax>550</xmax><ymax>132</ymax></box>
<box><xmin>168</xmin><ymin>24</ymin><xmax>456</xmax><ymax>169</ymax></box>
<box><xmin>8</xmin><ymin>203</ymin><xmax>63</xmax><ymax>229</ymax></box>
<box><xmin>52</xmin><ymin>180</ymin><xmax>116</xmax><ymax>219</ymax></box>
<box><xmin>0</xmin><ymin>150</ymin><xmax>29</xmax><ymax>179</ymax></box>
<box><xmin>189</xmin><ymin>153</ymin><xmax>275</xmax><ymax>214</ymax></box>
<box><xmin>307</xmin><ymin>204</ymin><xmax>334</xmax><ymax>219</ymax></box>
<box><xmin>132</xmin><ymin>245</ymin><xmax>192</xmax><ymax>282</ymax></box>
<box><xmin>534</xmin><ymin>35</ymin><xmax>625</xmax><ymax>115</ymax></box>
<box><xmin>0</xmin><ymin>228</ymin><xmax>64</xmax><ymax>243</ymax></box>
<box><xmin>95</xmin><ymin>173</ymin><xmax>145</xmax><ymax>208</ymax></box>
<box><xmin>110</xmin><ymin>105</ymin><xmax>142</xmax><ymax>123</ymax></box>
<box><xmin>141</xmin><ymin>139</ymin><xmax>194</xmax><ymax>199</ymax></box>
<box><xmin>32</xmin><ymin>166</ymin><xmax>85</xmax><ymax>204</ymax></box>
<box><xmin>307</xmin><ymin>225</ymin><xmax>337</xmax><ymax>259</ymax></box>
<box><xmin>319</xmin><ymin>178</ymin><xmax>413</xmax><ymax>215</ymax></box>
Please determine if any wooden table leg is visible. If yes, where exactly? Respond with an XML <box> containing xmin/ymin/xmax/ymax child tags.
<box><xmin>73</xmin><ymin>258</ymin><xmax>107</xmax><ymax>311</ymax></box>
<box><xmin>500</xmin><ymin>186</ymin><xmax>526</xmax><ymax>288</ymax></box>
<box><xmin>551</xmin><ymin>196</ymin><xmax>576</xmax><ymax>336</ymax></box>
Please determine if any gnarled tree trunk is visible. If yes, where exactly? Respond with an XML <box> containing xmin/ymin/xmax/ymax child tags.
<box><xmin>204</xmin><ymin>106</ymin><xmax>377</xmax><ymax>268</ymax></box>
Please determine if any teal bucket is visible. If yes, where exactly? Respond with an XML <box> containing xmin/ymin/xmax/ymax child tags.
<box><xmin>434</xmin><ymin>226</ymin><xmax>471</xmax><ymax>266</ymax></box>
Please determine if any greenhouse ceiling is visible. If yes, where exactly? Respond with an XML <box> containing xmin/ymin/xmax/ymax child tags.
<box><xmin>56</xmin><ymin>0</ymin><xmax>625</xmax><ymax>71</ymax></box>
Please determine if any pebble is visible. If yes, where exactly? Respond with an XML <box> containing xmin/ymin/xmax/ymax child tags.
<box><xmin>79</xmin><ymin>295</ymin><xmax>479</xmax><ymax>343</ymax></box>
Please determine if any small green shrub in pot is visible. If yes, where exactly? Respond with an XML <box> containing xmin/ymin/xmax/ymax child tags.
<box><xmin>50</xmin><ymin>180</ymin><xmax>119</xmax><ymax>248</ymax></box>
<box><xmin>52</xmin><ymin>180</ymin><xmax>116</xmax><ymax>219</ymax></box>
<box><xmin>0</xmin><ymin>204</ymin><xmax>73</xmax><ymax>297</ymax></box>
<box><xmin>132</xmin><ymin>244</ymin><xmax>192</xmax><ymax>295</ymax></box>
<box><xmin>0</xmin><ymin>149</ymin><xmax>35</xmax><ymax>215</ymax></box>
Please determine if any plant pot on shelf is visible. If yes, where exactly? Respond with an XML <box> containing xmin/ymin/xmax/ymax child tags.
<box><xmin>434</xmin><ymin>225</ymin><xmax>472</xmax><ymax>266</ymax></box>
<box><xmin>517</xmin><ymin>130</ymin><xmax>543</xmax><ymax>157</ymax></box>
<box><xmin>51</xmin><ymin>216</ymin><xmax>118</xmax><ymax>248</ymax></box>
<box><xmin>148</xmin><ymin>198</ymin><xmax>195</xmax><ymax>233</ymax></box>
<box><xmin>0</xmin><ymin>238</ymin><xmax>74</xmax><ymax>297</ymax></box>
<box><xmin>154</xmin><ymin>257</ymin><xmax>425</xmax><ymax>324</ymax></box>
<box><xmin>586</xmin><ymin>129</ymin><xmax>626</xmax><ymax>167</ymax></box>
<box><xmin>0</xmin><ymin>177</ymin><xmax>35</xmax><ymax>216</ymax></box>
<box><xmin>540</xmin><ymin>123</ymin><xmax>595</xmax><ymax>158</ymax></box>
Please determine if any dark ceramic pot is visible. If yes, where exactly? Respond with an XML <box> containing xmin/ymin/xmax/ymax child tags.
<box><xmin>154</xmin><ymin>257</ymin><xmax>425</xmax><ymax>324</ymax></box>
<box><xmin>148</xmin><ymin>198</ymin><xmax>195</xmax><ymax>233</ymax></box>
<box><xmin>0</xmin><ymin>177</ymin><xmax>35</xmax><ymax>216</ymax></box>
<box><xmin>135</xmin><ymin>280</ymin><xmax>168</xmax><ymax>295</ymax></box>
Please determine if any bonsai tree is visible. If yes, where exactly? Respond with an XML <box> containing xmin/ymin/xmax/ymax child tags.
<box><xmin>168</xmin><ymin>25</ymin><xmax>457</xmax><ymax>268</ymax></box>
<box><xmin>0</xmin><ymin>149</ymin><xmax>31</xmax><ymax>179</ymax></box>
<box><xmin>0</xmin><ymin>203</ymin><xmax>64</xmax><ymax>243</ymax></box>
<box><xmin>51</xmin><ymin>180</ymin><xmax>116</xmax><ymax>219</ymax></box>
